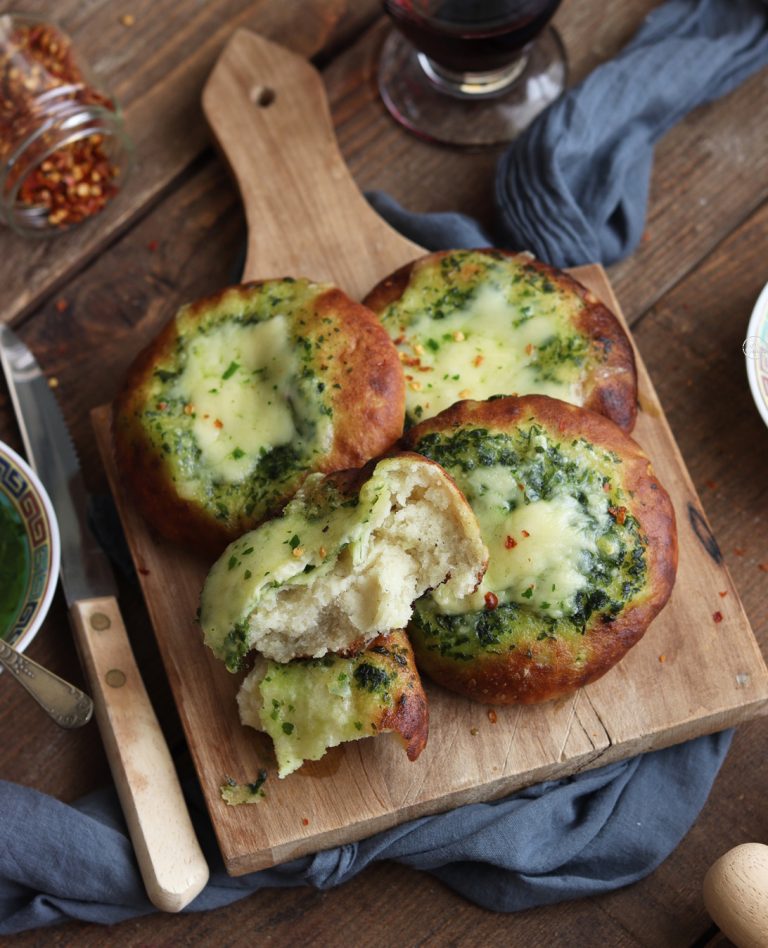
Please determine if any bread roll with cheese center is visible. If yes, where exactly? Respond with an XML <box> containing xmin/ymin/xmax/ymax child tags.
<box><xmin>404</xmin><ymin>395</ymin><xmax>677</xmax><ymax>705</ymax></box>
<box><xmin>364</xmin><ymin>248</ymin><xmax>637</xmax><ymax>432</ymax></box>
<box><xmin>113</xmin><ymin>278</ymin><xmax>405</xmax><ymax>552</ymax></box>
<box><xmin>237</xmin><ymin>631</ymin><xmax>428</xmax><ymax>778</ymax></box>
<box><xmin>200</xmin><ymin>454</ymin><xmax>488</xmax><ymax>668</ymax></box>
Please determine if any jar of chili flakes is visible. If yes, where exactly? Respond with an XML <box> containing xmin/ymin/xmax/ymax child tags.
<box><xmin>0</xmin><ymin>13</ymin><xmax>132</xmax><ymax>235</ymax></box>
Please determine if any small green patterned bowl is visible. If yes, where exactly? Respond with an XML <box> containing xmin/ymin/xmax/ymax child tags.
<box><xmin>0</xmin><ymin>440</ymin><xmax>60</xmax><ymax>651</ymax></box>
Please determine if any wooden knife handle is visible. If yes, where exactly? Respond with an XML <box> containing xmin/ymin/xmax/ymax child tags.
<box><xmin>69</xmin><ymin>595</ymin><xmax>209</xmax><ymax>913</ymax></box>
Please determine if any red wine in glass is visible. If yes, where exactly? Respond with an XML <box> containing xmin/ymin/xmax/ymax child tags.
<box><xmin>378</xmin><ymin>0</ymin><xmax>567</xmax><ymax>146</ymax></box>
<box><xmin>384</xmin><ymin>0</ymin><xmax>562</xmax><ymax>74</ymax></box>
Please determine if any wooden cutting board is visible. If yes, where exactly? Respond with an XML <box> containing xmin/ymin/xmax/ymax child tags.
<box><xmin>92</xmin><ymin>30</ymin><xmax>768</xmax><ymax>875</ymax></box>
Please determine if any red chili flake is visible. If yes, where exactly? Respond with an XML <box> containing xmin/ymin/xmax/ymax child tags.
<box><xmin>472</xmin><ymin>354</ymin><xmax>484</xmax><ymax>367</ymax></box>
<box><xmin>521</xmin><ymin>529</ymin><xmax>530</xmax><ymax>538</ymax></box>
<box><xmin>487</xmin><ymin>710</ymin><xmax>497</xmax><ymax>724</ymax></box>
<box><xmin>213</xmin><ymin>418</ymin><xmax>223</xmax><ymax>429</ymax></box>
<box><xmin>484</xmin><ymin>591</ymin><xmax>499</xmax><ymax>610</ymax></box>
<box><xmin>733</xmin><ymin>548</ymin><xmax>745</xmax><ymax>556</ymax></box>
<box><xmin>658</xmin><ymin>654</ymin><xmax>666</xmax><ymax>663</ymax></box>
<box><xmin>393</xmin><ymin>334</ymin><xmax>405</xmax><ymax>345</ymax></box>
<box><xmin>301</xmin><ymin>818</ymin><xmax>309</xmax><ymax>826</ymax></box>
<box><xmin>0</xmin><ymin>22</ymin><xmax>121</xmax><ymax>227</ymax></box>
<box><xmin>505</xmin><ymin>535</ymin><xmax>517</xmax><ymax>549</ymax></box>
<box><xmin>719</xmin><ymin>590</ymin><xmax>728</xmax><ymax>597</ymax></box>
<box><xmin>54</xmin><ymin>298</ymin><xmax>68</xmax><ymax>313</ymax></box>
<box><xmin>704</xmin><ymin>479</ymin><xmax>718</xmax><ymax>490</ymax></box>
<box><xmin>758</xmin><ymin>564</ymin><xmax>768</xmax><ymax>573</ymax></box>
<box><xmin>156</xmin><ymin>401</ymin><xmax>167</xmax><ymax>410</ymax></box>
<box><xmin>524</xmin><ymin>342</ymin><xmax>534</xmax><ymax>356</ymax></box>
<box><xmin>713</xmin><ymin>611</ymin><xmax>723</xmax><ymax>624</ymax></box>
<box><xmin>138</xmin><ymin>567</ymin><xmax>150</xmax><ymax>576</ymax></box>
<box><xmin>608</xmin><ymin>506</ymin><xmax>627</xmax><ymax>525</ymax></box>
<box><xmin>147</xmin><ymin>239</ymin><xmax>158</xmax><ymax>252</ymax></box>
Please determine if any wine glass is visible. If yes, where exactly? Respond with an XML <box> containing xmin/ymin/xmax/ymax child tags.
<box><xmin>378</xmin><ymin>0</ymin><xmax>567</xmax><ymax>147</ymax></box>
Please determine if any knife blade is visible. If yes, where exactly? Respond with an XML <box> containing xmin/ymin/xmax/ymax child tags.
<box><xmin>0</xmin><ymin>324</ymin><xmax>209</xmax><ymax>913</ymax></box>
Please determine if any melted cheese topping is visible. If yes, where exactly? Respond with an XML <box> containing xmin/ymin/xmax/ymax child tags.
<box><xmin>378</xmin><ymin>255</ymin><xmax>591</xmax><ymax>422</ymax></box>
<box><xmin>426</xmin><ymin>430</ymin><xmax>612</xmax><ymax>620</ymax></box>
<box><xmin>242</xmin><ymin>658</ymin><xmax>390</xmax><ymax>778</ymax></box>
<box><xmin>433</xmin><ymin>490</ymin><xmax>607</xmax><ymax>618</ymax></box>
<box><xmin>171</xmin><ymin>316</ymin><xmax>297</xmax><ymax>483</ymax></box>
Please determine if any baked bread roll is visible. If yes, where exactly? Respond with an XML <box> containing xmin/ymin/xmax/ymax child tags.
<box><xmin>364</xmin><ymin>249</ymin><xmax>637</xmax><ymax>432</ymax></box>
<box><xmin>237</xmin><ymin>631</ymin><xmax>428</xmax><ymax>777</ymax></box>
<box><xmin>113</xmin><ymin>279</ymin><xmax>405</xmax><ymax>551</ymax></box>
<box><xmin>200</xmin><ymin>453</ymin><xmax>488</xmax><ymax>669</ymax></box>
<box><xmin>403</xmin><ymin>395</ymin><xmax>677</xmax><ymax>705</ymax></box>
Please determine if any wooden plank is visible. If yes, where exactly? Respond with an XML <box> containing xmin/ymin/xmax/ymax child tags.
<box><xmin>86</xmin><ymin>31</ymin><xmax>768</xmax><ymax>876</ymax></box>
<box><xmin>0</xmin><ymin>0</ymin><xmax>381</xmax><ymax>327</ymax></box>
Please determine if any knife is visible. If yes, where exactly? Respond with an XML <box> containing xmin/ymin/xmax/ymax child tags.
<box><xmin>0</xmin><ymin>324</ymin><xmax>209</xmax><ymax>913</ymax></box>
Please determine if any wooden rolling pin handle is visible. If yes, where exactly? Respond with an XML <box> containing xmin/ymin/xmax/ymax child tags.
<box><xmin>69</xmin><ymin>596</ymin><xmax>209</xmax><ymax>913</ymax></box>
<box><xmin>703</xmin><ymin>843</ymin><xmax>768</xmax><ymax>948</ymax></box>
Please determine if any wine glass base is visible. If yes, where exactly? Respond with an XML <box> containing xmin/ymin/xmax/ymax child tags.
<box><xmin>378</xmin><ymin>26</ymin><xmax>567</xmax><ymax>148</ymax></box>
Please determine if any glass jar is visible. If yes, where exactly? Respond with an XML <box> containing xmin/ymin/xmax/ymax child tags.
<box><xmin>0</xmin><ymin>13</ymin><xmax>132</xmax><ymax>236</ymax></box>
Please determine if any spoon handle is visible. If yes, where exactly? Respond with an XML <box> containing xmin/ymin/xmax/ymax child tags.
<box><xmin>0</xmin><ymin>638</ymin><xmax>93</xmax><ymax>728</ymax></box>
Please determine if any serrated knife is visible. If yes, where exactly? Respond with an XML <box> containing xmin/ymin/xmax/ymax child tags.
<box><xmin>0</xmin><ymin>324</ymin><xmax>209</xmax><ymax>913</ymax></box>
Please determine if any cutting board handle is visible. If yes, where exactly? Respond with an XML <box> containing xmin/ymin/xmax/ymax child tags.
<box><xmin>202</xmin><ymin>28</ymin><xmax>423</xmax><ymax>300</ymax></box>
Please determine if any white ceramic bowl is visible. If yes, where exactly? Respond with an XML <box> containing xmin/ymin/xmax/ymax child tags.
<box><xmin>745</xmin><ymin>281</ymin><xmax>768</xmax><ymax>429</ymax></box>
<box><xmin>0</xmin><ymin>440</ymin><xmax>60</xmax><ymax>652</ymax></box>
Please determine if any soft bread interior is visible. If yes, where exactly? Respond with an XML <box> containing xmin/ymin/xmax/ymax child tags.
<box><xmin>248</xmin><ymin>457</ymin><xmax>487</xmax><ymax>662</ymax></box>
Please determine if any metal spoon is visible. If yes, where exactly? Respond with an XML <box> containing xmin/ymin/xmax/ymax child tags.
<box><xmin>0</xmin><ymin>638</ymin><xmax>93</xmax><ymax>728</ymax></box>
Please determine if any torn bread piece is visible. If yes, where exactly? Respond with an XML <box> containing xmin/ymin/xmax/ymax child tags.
<box><xmin>200</xmin><ymin>453</ymin><xmax>488</xmax><ymax>669</ymax></box>
<box><xmin>237</xmin><ymin>631</ymin><xmax>428</xmax><ymax>778</ymax></box>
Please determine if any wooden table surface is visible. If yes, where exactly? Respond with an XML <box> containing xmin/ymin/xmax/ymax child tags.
<box><xmin>1</xmin><ymin>1</ymin><xmax>766</xmax><ymax>945</ymax></box>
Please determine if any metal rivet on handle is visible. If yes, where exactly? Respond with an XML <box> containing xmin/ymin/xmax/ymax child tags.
<box><xmin>90</xmin><ymin>612</ymin><xmax>111</xmax><ymax>630</ymax></box>
<box><xmin>105</xmin><ymin>669</ymin><xmax>126</xmax><ymax>688</ymax></box>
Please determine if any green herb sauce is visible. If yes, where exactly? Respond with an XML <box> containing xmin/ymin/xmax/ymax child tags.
<box><xmin>0</xmin><ymin>493</ymin><xmax>30</xmax><ymax>638</ymax></box>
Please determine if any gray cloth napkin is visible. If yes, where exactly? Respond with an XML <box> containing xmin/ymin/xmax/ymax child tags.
<box><xmin>2</xmin><ymin>0</ymin><xmax>762</xmax><ymax>932</ymax></box>
<box><xmin>495</xmin><ymin>0</ymin><xmax>768</xmax><ymax>267</ymax></box>
<box><xmin>0</xmin><ymin>732</ymin><xmax>733</xmax><ymax>931</ymax></box>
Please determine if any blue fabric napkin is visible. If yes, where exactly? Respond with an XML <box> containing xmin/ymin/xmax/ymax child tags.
<box><xmin>495</xmin><ymin>0</ymin><xmax>768</xmax><ymax>267</ymax></box>
<box><xmin>0</xmin><ymin>732</ymin><xmax>733</xmax><ymax>932</ymax></box>
<box><xmin>2</xmin><ymin>0</ymin><xmax>764</xmax><ymax>933</ymax></box>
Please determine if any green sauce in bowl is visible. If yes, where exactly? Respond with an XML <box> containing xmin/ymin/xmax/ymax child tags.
<box><xmin>0</xmin><ymin>490</ymin><xmax>31</xmax><ymax>638</ymax></box>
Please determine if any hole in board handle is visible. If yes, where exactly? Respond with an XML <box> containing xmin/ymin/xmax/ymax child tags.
<box><xmin>250</xmin><ymin>86</ymin><xmax>276</xmax><ymax>107</ymax></box>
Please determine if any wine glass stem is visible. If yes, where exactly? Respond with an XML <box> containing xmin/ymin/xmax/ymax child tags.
<box><xmin>416</xmin><ymin>48</ymin><xmax>531</xmax><ymax>100</ymax></box>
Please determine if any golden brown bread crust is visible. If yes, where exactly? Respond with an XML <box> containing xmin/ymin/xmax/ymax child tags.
<box><xmin>112</xmin><ymin>280</ymin><xmax>405</xmax><ymax>552</ymax></box>
<box><xmin>364</xmin><ymin>249</ymin><xmax>638</xmax><ymax>432</ymax></box>
<box><xmin>403</xmin><ymin>395</ymin><xmax>677</xmax><ymax>705</ymax></box>
<box><xmin>369</xmin><ymin>630</ymin><xmax>429</xmax><ymax>761</ymax></box>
